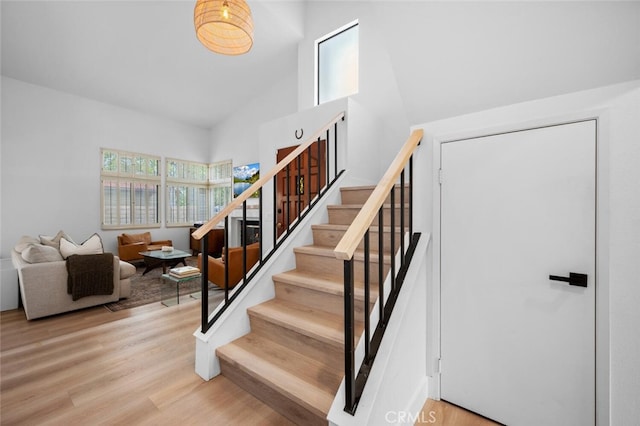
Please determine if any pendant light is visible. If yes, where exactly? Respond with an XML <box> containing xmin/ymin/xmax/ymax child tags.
<box><xmin>194</xmin><ymin>0</ymin><xmax>254</xmax><ymax>55</ymax></box>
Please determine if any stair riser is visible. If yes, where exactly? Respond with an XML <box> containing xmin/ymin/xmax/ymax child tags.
<box><xmin>249</xmin><ymin>314</ymin><xmax>344</xmax><ymax>367</ymax></box>
<box><xmin>312</xmin><ymin>227</ymin><xmax>401</xmax><ymax>252</ymax></box>
<box><xmin>274</xmin><ymin>281</ymin><xmax>375</xmax><ymax>319</ymax></box>
<box><xmin>295</xmin><ymin>251</ymin><xmax>390</xmax><ymax>285</ymax></box>
<box><xmin>340</xmin><ymin>186</ymin><xmax>411</xmax><ymax>205</ymax></box>
<box><xmin>218</xmin><ymin>357</ymin><xmax>327</xmax><ymax>426</ymax></box>
<box><xmin>328</xmin><ymin>206</ymin><xmax>410</xmax><ymax>227</ymax></box>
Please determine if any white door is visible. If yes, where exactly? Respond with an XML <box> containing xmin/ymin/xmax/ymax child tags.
<box><xmin>440</xmin><ymin>121</ymin><xmax>596</xmax><ymax>425</ymax></box>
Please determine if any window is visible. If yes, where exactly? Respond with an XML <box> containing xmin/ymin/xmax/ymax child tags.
<box><xmin>166</xmin><ymin>159</ymin><xmax>210</xmax><ymax>226</ymax></box>
<box><xmin>101</xmin><ymin>149</ymin><xmax>161</xmax><ymax>229</ymax></box>
<box><xmin>209</xmin><ymin>160</ymin><xmax>233</xmax><ymax>216</ymax></box>
<box><xmin>165</xmin><ymin>159</ymin><xmax>233</xmax><ymax>227</ymax></box>
<box><xmin>316</xmin><ymin>21</ymin><xmax>359</xmax><ymax>105</ymax></box>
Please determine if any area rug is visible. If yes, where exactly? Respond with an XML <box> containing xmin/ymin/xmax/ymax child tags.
<box><xmin>105</xmin><ymin>257</ymin><xmax>223</xmax><ymax>311</ymax></box>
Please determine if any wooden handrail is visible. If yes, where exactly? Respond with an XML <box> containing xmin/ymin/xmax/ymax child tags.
<box><xmin>333</xmin><ymin>129</ymin><xmax>423</xmax><ymax>261</ymax></box>
<box><xmin>192</xmin><ymin>111</ymin><xmax>346</xmax><ymax>241</ymax></box>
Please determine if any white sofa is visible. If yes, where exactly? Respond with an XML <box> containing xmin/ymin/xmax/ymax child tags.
<box><xmin>11</xmin><ymin>233</ymin><xmax>136</xmax><ymax>320</ymax></box>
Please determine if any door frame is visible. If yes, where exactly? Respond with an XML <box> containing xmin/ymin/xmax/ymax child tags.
<box><xmin>429</xmin><ymin>111</ymin><xmax>610</xmax><ymax>425</ymax></box>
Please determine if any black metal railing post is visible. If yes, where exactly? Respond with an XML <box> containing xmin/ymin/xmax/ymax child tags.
<box><xmin>317</xmin><ymin>137</ymin><xmax>322</xmax><ymax>197</ymax></box>
<box><xmin>390</xmin><ymin>187</ymin><xmax>396</xmax><ymax>290</ymax></box>
<box><xmin>364</xmin><ymin>231</ymin><xmax>371</xmax><ymax>361</ymax></box>
<box><xmin>409</xmin><ymin>156</ymin><xmax>414</xmax><ymax>238</ymax></box>
<box><xmin>400</xmin><ymin>171</ymin><xmax>406</xmax><ymax>270</ymax></box>
<box><xmin>258</xmin><ymin>188</ymin><xmax>263</xmax><ymax>262</ymax></box>
<box><xmin>224</xmin><ymin>217</ymin><xmax>229</xmax><ymax>303</ymax></box>
<box><xmin>343</xmin><ymin>258</ymin><xmax>356</xmax><ymax>414</ymax></box>
<box><xmin>378</xmin><ymin>207</ymin><xmax>385</xmax><ymax>325</ymax></box>
<box><xmin>334</xmin><ymin>122</ymin><xmax>338</xmax><ymax>180</ymax></box>
<box><xmin>273</xmin><ymin>175</ymin><xmax>278</xmax><ymax>244</ymax></box>
<box><xmin>201</xmin><ymin>231</ymin><xmax>209</xmax><ymax>332</ymax></box>
<box><xmin>242</xmin><ymin>201</ymin><xmax>248</xmax><ymax>284</ymax></box>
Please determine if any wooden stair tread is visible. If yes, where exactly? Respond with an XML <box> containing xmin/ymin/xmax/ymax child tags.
<box><xmin>294</xmin><ymin>244</ymin><xmax>391</xmax><ymax>263</ymax></box>
<box><xmin>248</xmin><ymin>299</ymin><xmax>361</xmax><ymax>348</ymax></box>
<box><xmin>340</xmin><ymin>184</ymin><xmax>408</xmax><ymax>192</ymax></box>
<box><xmin>273</xmin><ymin>270</ymin><xmax>378</xmax><ymax>299</ymax></box>
<box><xmin>327</xmin><ymin>203</ymin><xmax>410</xmax><ymax>209</ymax></box>
<box><xmin>217</xmin><ymin>334</ymin><xmax>338</xmax><ymax>418</ymax></box>
<box><xmin>312</xmin><ymin>223</ymin><xmax>402</xmax><ymax>232</ymax></box>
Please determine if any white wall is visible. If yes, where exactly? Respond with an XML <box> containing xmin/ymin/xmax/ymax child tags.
<box><xmin>413</xmin><ymin>80</ymin><xmax>640</xmax><ymax>424</ymax></box>
<box><xmin>297</xmin><ymin>1</ymin><xmax>411</xmax><ymax>175</ymax></box>
<box><xmin>606</xmin><ymin>87</ymin><xmax>640</xmax><ymax>425</ymax></box>
<box><xmin>0</xmin><ymin>77</ymin><xmax>210</xmax><ymax>258</ymax></box>
<box><xmin>208</xmin><ymin>70</ymin><xmax>298</xmax><ymax>166</ymax></box>
<box><xmin>374</xmin><ymin>1</ymin><xmax>640</xmax><ymax>126</ymax></box>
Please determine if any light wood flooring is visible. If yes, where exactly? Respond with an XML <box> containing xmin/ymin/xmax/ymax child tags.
<box><xmin>2</xmin><ymin>297</ymin><xmax>499</xmax><ymax>426</ymax></box>
<box><xmin>416</xmin><ymin>399</ymin><xmax>501</xmax><ymax>425</ymax></box>
<box><xmin>0</xmin><ymin>298</ymin><xmax>294</xmax><ymax>425</ymax></box>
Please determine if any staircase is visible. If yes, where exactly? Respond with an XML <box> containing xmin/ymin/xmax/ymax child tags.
<box><xmin>216</xmin><ymin>185</ymin><xmax>408</xmax><ymax>425</ymax></box>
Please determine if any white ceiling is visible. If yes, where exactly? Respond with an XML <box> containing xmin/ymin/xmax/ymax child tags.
<box><xmin>1</xmin><ymin>0</ymin><xmax>305</xmax><ymax>129</ymax></box>
<box><xmin>3</xmin><ymin>1</ymin><xmax>640</xmax><ymax>131</ymax></box>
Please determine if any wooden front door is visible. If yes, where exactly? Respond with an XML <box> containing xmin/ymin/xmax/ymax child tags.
<box><xmin>276</xmin><ymin>141</ymin><xmax>326</xmax><ymax>238</ymax></box>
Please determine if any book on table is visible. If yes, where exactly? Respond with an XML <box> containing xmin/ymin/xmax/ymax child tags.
<box><xmin>169</xmin><ymin>265</ymin><xmax>200</xmax><ymax>278</ymax></box>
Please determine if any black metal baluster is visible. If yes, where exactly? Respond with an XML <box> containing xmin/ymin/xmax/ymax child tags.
<box><xmin>326</xmin><ymin>130</ymin><xmax>330</xmax><ymax>188</ymax></box>
<box><xmin>285</xmin><ymin>163</ymin><xmax>291</xmax><ymax>235</ymax></box>
<box><xmin>390</xmin><ymin>187</ymin><xmax>396</xmax><ymax>291</ymax></box>
<box><xmin>201</xmin><ymin>231</ymin><xmax>209</xmax><ymax>332</ymax></box>
<box><xmin>378</xmin><ymin>206</ymin><xmax>384</xmax><ymax>325</ymax></box>
<box><xmin>317</xmin><ymin>137</ymin><xmax>322</xmax><ymax>197</ymax></box>
<box><xmin>273</xmin><ymin>175</ymin><xmax>278</xmax><ymax>244</ymax></box>
<box><xmin>334</xmin><ymin>122</ymin><xmax>338</xmax><ymax>180</ymax></box>
<box><xmin>297</xmin><ymin>154</ymin><xmax>302</xmax><ymax>219</ymax></box>
<box><xmin>258</xmin><ymin>188</ymin><xmax>263</xmax><ymax>262</ymax></box>
<box><xmin>343</xmin><ymin>259</ymin><xmax>356</xmax><ymax>414</ymax></box>
<box><xmin>364</xmin><ymin>231</ymin><xmax>371</xmax><ymax>361</ymax></box>
<box><xmin>400</xmin><ymin>170</ymin><xmax>405</xmax><ymax>269</ymax></box>
<box><xmin>307</xmin><ymin>146</ymin><xmax>312</xmax><ymax>209</ymax></box>
<box><xmin>242</xmin><ymin>201</ymin><xmax>248</xmax><ymax>284</ymax></box>
<box><xmin>224</xmin><ymin>217</ymin><xmax>229</xmax><ymax>303</ymax></box>
<box><xmin>409</xmin><ymin>156</ymin><xmax>414</xmax><ymax>239</ymax></box>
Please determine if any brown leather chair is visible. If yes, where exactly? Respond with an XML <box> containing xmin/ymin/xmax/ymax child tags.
<box><xmin>197</xmin><ymin>242</ymin><xmax>260</xmax><ymax>289</ymax></box>
<box><xmin>117</xmin><ymin>232</ymin><xmax>172</xmax><ymax>262</ymax></box>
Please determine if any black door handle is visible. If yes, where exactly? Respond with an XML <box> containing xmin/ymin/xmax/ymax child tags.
<box><xmin>549</xmin><ymin>273</ymin><xmax>588</xmax><ymax>287</ymax></box>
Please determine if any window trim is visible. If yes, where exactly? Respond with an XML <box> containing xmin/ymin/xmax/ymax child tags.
<box><xmin>314</xmin><ymin>19</ymin><xmax>359</xmax><ymax>106</ymax></box>
<box><xmin>165</xmin><ymin>158</ymin><xmax>233</xmax><ymax>228</ymax></box>
<box><xmin>100</xmin><ymin>148</ymin><xmax>161</xmax><ymax>230</ymax></box>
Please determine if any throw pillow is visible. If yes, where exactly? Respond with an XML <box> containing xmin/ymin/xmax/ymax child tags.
<box><xmin>22</xmin><ymin>244</ymin><xmax>64</xmax><ymax>263</ymax></box>
<box><xmin>121</xmin><ymin>232</ymin><xmax>152</xmax><ymax>245</ymax></box>
<box><xmin>40</xmin><ymin>230</ymin><xmax>72</xmax><ymax>250</ymax></box>
<box><xmin>14</xmin><ymin>235</ymin><xmax>40</xmax><ymax>254</ymax></box>
<box><xmin>60</xmin><ymin>234</ymin><xmax>104</xmax><ymax>259</ymax></box>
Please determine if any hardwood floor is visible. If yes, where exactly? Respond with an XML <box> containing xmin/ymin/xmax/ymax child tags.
<box><xmin>416</xmin><ymin>399</ymin><xmax>501</xmax><ymax>426</ymax></box>
<box><xmin>0</xmin><ymin>299</ymin><xmax>294</xmax><ymax>425</ymax></box>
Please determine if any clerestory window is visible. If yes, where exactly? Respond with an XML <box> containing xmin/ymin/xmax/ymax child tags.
<box><xmin>315</xmin><ymin>20</ymin><xmax>359</xmax><ymax>105</ymax></box>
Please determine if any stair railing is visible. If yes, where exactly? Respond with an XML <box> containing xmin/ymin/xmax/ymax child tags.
<box><xmin>193</xmin><ymin>112</ymin><xmax>346</xmax><ymax>333</ymax></box>
<box><xmin>334</xmin><ymin>129</ymin><xmax>423</xmax><ymax>414</ymax></box>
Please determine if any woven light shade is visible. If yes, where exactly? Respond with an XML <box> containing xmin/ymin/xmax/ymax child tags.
<box><xmin>194</xmin><ymin>0</ymin><xmax>254</xmax><ymax>55</ymax></box>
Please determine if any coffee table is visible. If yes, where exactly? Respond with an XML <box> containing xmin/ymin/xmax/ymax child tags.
<box><xmin>139</xmin><ymin>249</ymin><xmax>191</xmax><ymax>275</ymax></box>
<box><xmin>161</xmin><ymin>273</ymin><xmax>202</xmax><ymax>306</ymax></box>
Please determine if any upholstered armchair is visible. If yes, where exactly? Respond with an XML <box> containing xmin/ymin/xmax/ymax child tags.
<box><xmin>117</xmin><ymin>232</ymin><xmax>173</xmax><ymax>263</ymax></box>
<box><xmin>197</xmin><ymin>242</ymin><xmax>260</xmax><ymax>289</ymax></box>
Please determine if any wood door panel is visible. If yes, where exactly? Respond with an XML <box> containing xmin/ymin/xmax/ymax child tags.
<box><xmin>276</xmin><ymin>141</ymin><xmax>326</xmax><ymax>237</ymax></box>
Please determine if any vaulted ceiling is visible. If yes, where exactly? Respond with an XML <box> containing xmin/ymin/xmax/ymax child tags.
<box><xmin>1</xmin><ymin>1</ymin><xmax>305</xmax><ymax>129</ymax></box>
<box><xmin>3</xmin><ymin>1</ymin><xmax>639</xmax><ymax>131</ymax></box>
